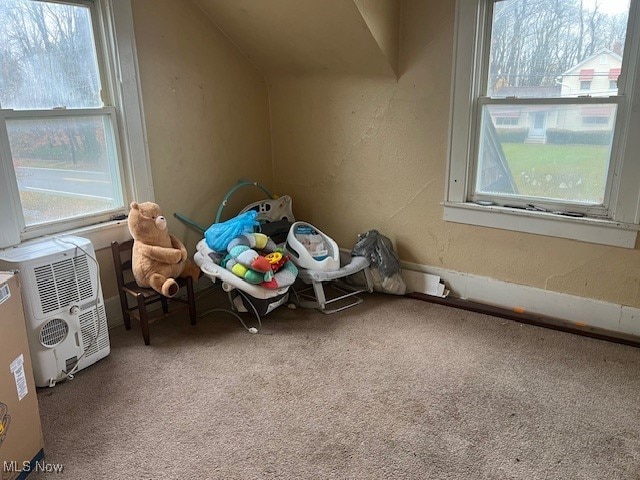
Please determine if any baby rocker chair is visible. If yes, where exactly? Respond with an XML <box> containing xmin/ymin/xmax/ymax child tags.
<box><xmin>194</xmin><ymin>238</ymin><xmax>291</xmax><ymax>332</ymax></box>
<box><xmin>183</xmin><ymin>181</ymin><xmax>297</xmax><ymax>332</ymax></box>
<box><xmin>285</xmin><ymin>222</ymin><xmax>374</xmax><ymax>314</ymax></box>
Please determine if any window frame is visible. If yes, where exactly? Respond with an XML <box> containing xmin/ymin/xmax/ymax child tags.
<box><xmin>445</xmin><ymin>0</ymin><xmax>640</xmax><ymax>248</ymax></box>
<box><xmin>0</xmin><ymin>0</ymin><xmax>152</xmax><ymax>249</ymax></box>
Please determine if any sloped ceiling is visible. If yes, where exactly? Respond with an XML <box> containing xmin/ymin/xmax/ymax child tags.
<box><xmin>194</xmin><ymin>0</ymin><xmax>399</xmax><ymax>77</ymax></box>
<box><xmin>353</xmin><ymin>0</ymin><xmax>399</xmax><ymax>76</ymax></box>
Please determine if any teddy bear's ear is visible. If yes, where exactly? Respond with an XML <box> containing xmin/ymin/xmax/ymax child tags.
<box><xmin>130</xmin><ymin>202</ymin><xmax>139</xmax><ymax>210</ymax></box>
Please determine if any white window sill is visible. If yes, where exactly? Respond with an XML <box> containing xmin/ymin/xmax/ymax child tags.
<box><xmin>443</xmin><ymin>202</ymin><xmax>639</xmax><ymax>248</ymax></box>
<box><xmin>62</xmin><ymin>219</ymin><xmax>132</xmax><ymax>251</ymax></box>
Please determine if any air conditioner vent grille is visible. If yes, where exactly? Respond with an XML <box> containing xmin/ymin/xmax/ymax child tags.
<box><xmin>79</xmin><ymin>305</ymin><xmax>108</xmax><ymax>358</ymax></box>
<box><xmin>54</xmin><ymin>259</ymin><xmax>77</xmax><ymax>308</ymax></box>
<box><xmin>34</xmin><ymin>255</ymin><xmax>93</xmax><ymax>315</ymax></box>
<box><xmin>40</xmin><ymin>318</ymin><xmax>69</xmax><ymax>347</ymax></box>
<box><xmin>74</xmin><ymin>256</ymin><xmax>93</xmax><ymax>300</ymax></box>
<box><xmin>34</xmin><ymin>265</ymin><xmax>57</xmax><ymax>314</ymax></box>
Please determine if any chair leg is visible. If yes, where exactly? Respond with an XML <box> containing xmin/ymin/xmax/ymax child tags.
<box><xmin>123</xmin><ymin>312</ymin><xmax>132</xmax><ymax>330</ymax></box>
<box><xmin>187</xmin><ymin>277</ymin><xmax>197</xmax><ymax>326</ymax></box>
<box><xmin>136</xmin><ymin>294</ymin><xmax>151</xmax><ymax>345</ymax></box>
<box><xmin>312</xmin><ymin>281</ymin><xmax>327</xmax><ymax>310</ymax></box>
<box><xmin>161</xmin><ymin>297</ymin><xmax>169</xmax><ymax>314</ymax></box>
<box><xmin>119</xmin><ymin>293</ymin><xmax>132</xmax><ymax>330</ymax></box>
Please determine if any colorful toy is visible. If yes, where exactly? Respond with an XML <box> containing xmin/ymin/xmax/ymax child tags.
<box><xmin>220</xmin><ymin>232</ymin><xmax>297</xmax><ymax>289</ymax></box>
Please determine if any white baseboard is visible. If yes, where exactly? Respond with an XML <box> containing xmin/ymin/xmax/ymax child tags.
<box><xmin>401</xmin><ymin>262</ymin><xmax>640</xmax><ymax>338</ymax></box>
<box><xmin>106</xmin><ymin>263</ymin><xmax>640</xmax><ymax>339</ymax></box>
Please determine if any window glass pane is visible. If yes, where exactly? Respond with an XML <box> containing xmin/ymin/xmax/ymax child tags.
<box><xmin>488</xmin><ymin>0</ymin><xmax>629</xmax><ymax>98</ymax></box>
<box><xmin>0</xmin><ymin>0</ymin><xmax>102</xmax><ymax>109</ymax></box>
<box><xmin>477</xmin><ymin>104</ymin><xmax>616</xmax><ymax>204</ymax></box>
<box><xmin>7</xmin><ymin>115</ymin><xmax>124</xmax><ymax>226</ymax></box>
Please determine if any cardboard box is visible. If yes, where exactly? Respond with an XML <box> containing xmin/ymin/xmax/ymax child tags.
<box><xmin>0</xmin><ymin>272</ymin><xmax>44</xmax><ymax>480</ymax></box>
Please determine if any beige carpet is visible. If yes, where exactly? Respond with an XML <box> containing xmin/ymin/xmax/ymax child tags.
<box><xmin>31</xmin><ymin>291</ymin><xmax>640</xmax><ymax>479</ymax></box>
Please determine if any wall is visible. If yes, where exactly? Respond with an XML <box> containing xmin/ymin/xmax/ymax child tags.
<box><xmin>98</xmin><ymin>0</ymin><xmax>272</xmax><ymax>299</ymax></box>
<box><xmin>270</xmin><ymin>0</ymin><xmax>640</xmax><ymax>308</ymax></box>
<box><xmin>96</xmin><ymin>0</ymin><xmax>640</xmax><ymax>311</ymax></box>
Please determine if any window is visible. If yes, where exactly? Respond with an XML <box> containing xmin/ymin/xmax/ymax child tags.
<box><xmin>0</xmin><ymin>0</ymin><xmax>151</xmax><ymax>248</ymax></box>
<box><xmin>446</xmin><ymin>0</ymin><xmax>640</xmax><ymax>248</ymax></box>
<box><xmin>610</xmin><ymin>67</ymin><xmax>621</xmax><ymax>90</ymax></box>
<box><xmin>582</xmin><ymin>116</ymin><xmax>610</xmax><ymax>125</ymax></box>
<box><xmin>494</xmin><ymin>116</ymin><xmax>519</xmax><ymax>126</ymax></box>
<box><xmin>580</xmin><ymin>106</ymin><xmax>613</xmax><ymax>129</ymax></box>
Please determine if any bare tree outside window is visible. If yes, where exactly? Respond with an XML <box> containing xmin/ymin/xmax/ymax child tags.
<box><xmin>0</xmin><ymin>0</ymin><xmax>123</xmax><ymax>228</ymax></box>
<box><xmin>488</xmin><ymin>0</ymin><xmax>628</xmax><ymax>96</ymax></box>
<box><xmin>0</xmin><ymin>0</ymin><xmax>102</xmax><ymax>109</ymax></box>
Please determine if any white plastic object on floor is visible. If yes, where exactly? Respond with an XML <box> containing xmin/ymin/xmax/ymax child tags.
<box><xmin>292</xmin><ymin>250</ymin><xmax>375</xmax><ymax>314</ymax></box>
<box><xmin>285</xmin><ymin>222</ymin><xmax>340</xmax><ymax>272</ymax></box>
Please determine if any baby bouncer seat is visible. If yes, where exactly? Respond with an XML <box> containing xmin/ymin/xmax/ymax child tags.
<box><xmin>285</xmin><ymin>222</ymin><xmax>373</xmax><ymax>314</ymax></box>
<box><xmin>194</xmin><ymin>237</ymin><xmax>292</xmax><ymax>330</ymax></box>
<box><xmin>178</xmin><ymin>181</ymin><xmax>297</xmax><ymax>332</ymax></box>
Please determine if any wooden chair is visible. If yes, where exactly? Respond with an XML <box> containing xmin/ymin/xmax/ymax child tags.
<box><xmin>111</xmin><ymin>240</ymin><xmax>197</xmax><ymax>345</ymax></box>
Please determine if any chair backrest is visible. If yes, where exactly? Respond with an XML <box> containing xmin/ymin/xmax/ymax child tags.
<box><xmin>111</xmin><ymin>239</ymin><xmax>135</xmax><ymax>290</ymax></box>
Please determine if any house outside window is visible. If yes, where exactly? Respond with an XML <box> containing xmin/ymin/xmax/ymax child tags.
<box><xmin>446</xmin><ymin>0</ymin><xmax>640</xmax><ymax>248</ymax></box>
<box><xmin>0</xmin><ymin>0</ymin><xmax>151</xmax><ymax>248</ymax></box>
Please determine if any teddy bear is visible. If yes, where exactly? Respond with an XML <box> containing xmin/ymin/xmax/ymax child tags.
<box><xmin>127</xmin><ymin>201</ymin><xmax>201</xmax><ymax>297</ymax></box>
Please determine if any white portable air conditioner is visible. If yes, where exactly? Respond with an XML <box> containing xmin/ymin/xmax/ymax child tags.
<box><xmin>0</xmin><ymin>236</ymin><xmax>110</xmax><ymax>387</ymax></box>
